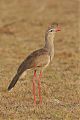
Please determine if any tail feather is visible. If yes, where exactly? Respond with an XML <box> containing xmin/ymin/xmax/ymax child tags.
<box><xmin>8</xmin><ymin>74</ymin><xmax>20</xmax><ymax>91</ymax></box>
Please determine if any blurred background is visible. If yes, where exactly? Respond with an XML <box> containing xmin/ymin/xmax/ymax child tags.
<box><xmin>0</xmin><ymin>0</ymin><xmax>79</xmax><ymax>120</ymax></box>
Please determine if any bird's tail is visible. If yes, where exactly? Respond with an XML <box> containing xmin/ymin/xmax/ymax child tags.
<box><xmin>8</xmin><ymin>73</ymin><xmax>20</xmax><ymax>91</ymax></box>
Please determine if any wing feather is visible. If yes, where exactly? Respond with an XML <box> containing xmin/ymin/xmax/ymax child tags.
<box><xmin>17</xmin><ymin>48</ymin><xmax>49</xmax><ymax>74</ymax></box>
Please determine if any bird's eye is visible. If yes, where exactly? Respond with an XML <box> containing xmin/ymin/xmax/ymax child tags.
<box><xmin>49</xmin><ymin>29</ymin><xmax>53</xmax><ymax>32</ymax></box>
<box><xmin>50</xmin><ymin>30</ymin><xmax>53</xmax><ymax>32</ymax></box>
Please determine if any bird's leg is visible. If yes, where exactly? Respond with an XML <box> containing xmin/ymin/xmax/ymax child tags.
<box><xmin>32</xmin><ymin>70</ymin><xmax>36</xmax><ymax>105</ymax></box>
<box><xmin>38</xmin><ymin>70</ymin><xmax>42</xmax><ymax>105</ymax></box>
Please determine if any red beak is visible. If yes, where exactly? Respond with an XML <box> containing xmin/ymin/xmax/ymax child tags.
<box><xmin>56</xmin><ymin>26</ymin><xmax>61</xmax><ymax>32</ymax></box>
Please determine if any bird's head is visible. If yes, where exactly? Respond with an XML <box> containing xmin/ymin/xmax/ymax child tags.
<box><xmin>45</xmin><ymin>23</ymin><xmax>61</xmax><ymax>41</ymax></box>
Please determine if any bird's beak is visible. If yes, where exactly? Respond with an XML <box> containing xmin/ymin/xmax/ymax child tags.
<box><xmin>56</xmin><ymin>26</ymin><xmax>61</xmax><ymax>32</ymax></box>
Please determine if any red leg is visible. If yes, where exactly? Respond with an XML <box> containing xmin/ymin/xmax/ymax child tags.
<box><xmin>38</xmin><ymin>71</ymin><xmax>42</xmax><ymax>105</ymax></box>
<box><xmin>32</xmin><ymin>70</ymin><xmax>36</xmax><ymax>105</ymax></box>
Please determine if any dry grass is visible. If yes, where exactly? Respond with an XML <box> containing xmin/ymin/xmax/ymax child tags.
<box><xmin>0</xmin><ymin>0</ymin><xmax>80</xmax><ymax>120</ymax></box>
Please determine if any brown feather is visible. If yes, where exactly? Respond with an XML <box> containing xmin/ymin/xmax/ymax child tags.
<box><xmin>17</xmin><ymin>48</ymin><xmax>50</xmax><ymax>74</ymax></box>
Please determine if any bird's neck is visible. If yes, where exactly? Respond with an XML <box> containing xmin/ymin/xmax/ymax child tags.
<box><xmin>44</xmin><ymin>37</ymin><xmax>54</xmax><ymax>61</ymax></box>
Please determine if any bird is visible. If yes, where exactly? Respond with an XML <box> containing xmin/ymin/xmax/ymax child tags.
<box><xmin>8</xmin><ymin>23</ymin><xmax>61</xmax><ymax>105</ymax></box>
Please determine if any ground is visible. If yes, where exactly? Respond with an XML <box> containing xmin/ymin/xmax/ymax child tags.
<box><xmin>0</xmin><ymin>0</ymin><xmax>79</xmax><ymax>120</ymax></box>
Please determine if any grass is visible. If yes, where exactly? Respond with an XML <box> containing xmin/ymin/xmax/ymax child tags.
<box><xmin>0</xmin><ymin>0</ymin><xmax>79</xmax><ymax>120</ymax></box>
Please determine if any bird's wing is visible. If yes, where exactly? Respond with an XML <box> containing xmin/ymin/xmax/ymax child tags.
<box><xmin>17</xmin><ymin>48</ymin><xmax>50</xmax><ymax>75</ymax></box>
